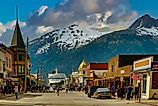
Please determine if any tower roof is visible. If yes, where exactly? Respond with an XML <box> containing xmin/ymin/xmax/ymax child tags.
<box><xmin>10</xmin><ymin>6</ymin><xmax>25</xmax><ymax>48</ymax></box>
<box><xmin>78</xmin><ymin>59</ymin><xmax>88</xmax><ymax>70</ymax></box>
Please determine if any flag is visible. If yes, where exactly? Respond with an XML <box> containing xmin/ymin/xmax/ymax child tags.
<box><xmin>132</xmin><ymin>72</ymin><xmax>138</xmax><ymax>80</ymax></box>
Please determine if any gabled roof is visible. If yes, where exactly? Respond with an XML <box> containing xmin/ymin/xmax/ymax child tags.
<box><xmin>78</xmin><ymin>59</ymin><xmax>88</xmax><ymax>70</ymax></box>
<box><xmin>89</xmin><ymin>63</ymin><xmax>108</xmax><ymax>70</ymax></box>
<box><xmin>11</xmin><ymin>21</ymin><xmax>25</xmax><ymax>48</ymax></box>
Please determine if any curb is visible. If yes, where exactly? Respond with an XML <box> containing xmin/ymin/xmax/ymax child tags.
<box><xmin>136</xmin><ymin>102</ymin><xmax>158</xmax><ymax>106</ymax></box>
<box><xmin>0</xmin><ymin>93</ymin><xmax>23</xmax><ymax>99</ymax></box>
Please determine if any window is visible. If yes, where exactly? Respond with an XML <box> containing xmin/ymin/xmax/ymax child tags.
<box><xmin>18</xmin><ymin>54</ymin><xmax>25</xmax><ymax>61</ymax></box>
<box><xmin>6</xmin><ymin>57</ymin><xmax>9</xmax><ymax>68</ymax></box>
<box><xmin>14</xmin><ymin>54</ymin><xmax>17</xmax><ymax>61</ymax></box>
<box><xmin>9</xmin><ymin>59</ymin><xmax>11</xmax><ymax>68</ymax></box>
<box><xmin>83</xmin><ymin>71</ymin><xmax>85</xmax><ymax>74</ymax></box>
<box><xmin>18</xmin><ymin>65</ymin><xmax>25</xmax><ymax>74</ymax></box>
<box><xmin>14</xmin><ymin>65</ymin><xmax>17</xmax><ymax>73</ymax></box>
<box><xmin>3</xmin><ymin>63</ymin><xmax>6</xmax><ymax>71</ymax></box>
<box><xmin>112</xmin><ymin>64</ymin><xmax>114</xmax><ymax>72</ymax></box>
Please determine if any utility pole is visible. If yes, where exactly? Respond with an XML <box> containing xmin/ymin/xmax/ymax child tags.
<box><xmin>24</xmin><ymin>37</ymin><xmax>29</xmax><ymax>92</ymax></box>
<box><xmin>37</xmin><ymin>69</ymin><xmax>39</xmax><ymax>87</ymax></box>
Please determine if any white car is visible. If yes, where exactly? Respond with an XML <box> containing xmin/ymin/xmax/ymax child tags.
<box><xmin>93</xmin><ymin>88</ymin><xmax>111</xmax><ymax>99</ymax></box>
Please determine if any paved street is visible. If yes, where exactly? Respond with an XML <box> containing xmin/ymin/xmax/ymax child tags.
<box><xmin>0</xmin><ymin>92</ymin><xmax>151</xmax><ymax>106</ymax></box>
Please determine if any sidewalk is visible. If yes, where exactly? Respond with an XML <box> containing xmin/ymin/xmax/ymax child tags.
<box><xmin>0</xmin><ymin>94</ymin><xmax>15</xmax><ymax>99</ymax></box>
<box><xmin>0</xmin><ymin>93</ymin><xmax>24</xmax><ymax>99</ymax></box>
<box><xmin>138</xmin><ymin>100</ymin><xmax>158</xmax><ymax>106</ymax></box>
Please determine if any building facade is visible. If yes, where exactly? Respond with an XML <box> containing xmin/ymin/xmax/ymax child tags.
<box><xmin>9</xmin><ymin>17</ymin><xmax>30</xmax><ymax>91</ymax></box>
<box><xmin>87</xmin><ymin>63</ymin><xmax>108</xmax><ymax>86</ymax></box>
<box><xmin>133</xmin><ymin>56</ymin><xmax>158</xmax><ymax>99</ymax></box>
<box><xmin>0</xmin><ymin>47</ymin><xmax>7</xmax><ymax>85</ymax></box>
<box><xmin>48</xmin><ymin>69</ymin><xmax>67</xmax><ymax>86</ymax></box>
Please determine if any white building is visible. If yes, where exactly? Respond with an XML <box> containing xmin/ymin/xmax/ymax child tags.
<box><xmin>48</xmin><ymin>69</ymin><xmax>67</xmax><ymax>86</ymax></box>
<box><xmin>133</xmin><ymin>56</ymin><xmax>158</xmax><ymax>99</ymax></box>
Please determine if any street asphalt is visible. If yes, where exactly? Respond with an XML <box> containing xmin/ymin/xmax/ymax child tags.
<box><xmin>0</xmin><ymin>91</ymin><xmax>152</xmax><ymax>106</ymax></box>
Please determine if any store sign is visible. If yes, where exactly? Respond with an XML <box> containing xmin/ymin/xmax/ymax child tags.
<box><xmin>151</xmin><ymin>62</ymin><xmax>158</xmax><ymax>71</ymax></box>
<box><xmin>133</xmin><ymin>56</ymin><xmax>153</xmax><ymax>71</ymax></box>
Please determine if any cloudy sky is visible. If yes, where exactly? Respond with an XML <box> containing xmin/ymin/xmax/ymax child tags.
<box><xmin>0</xmin><ymin>0</ymin><xmax>157</xmax><ymax>45</ymax></box>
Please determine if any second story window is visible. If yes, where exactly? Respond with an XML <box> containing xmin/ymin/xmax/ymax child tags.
<box><xmin>14</xmin><ymin>54</ymin><xmax>17</xmax><ymax>61</ymax></box>
<box><xmin>19</xmin><ymin>54</ymin><xmax>25</xmax><ymax>61</ymax></box>
<box><xmin>112</xmin><ymin>64</ymin><xmax>114</xmax><ymax>72</ymax></box>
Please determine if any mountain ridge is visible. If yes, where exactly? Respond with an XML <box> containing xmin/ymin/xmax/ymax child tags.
<box><xmin>29</xmin><ymin>14</ymin><xmax>158</xmax><ymax>75</ymax></box>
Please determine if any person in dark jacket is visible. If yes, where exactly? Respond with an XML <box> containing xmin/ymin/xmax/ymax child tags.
<box><xmin>135</xmin><ymin>86</ymin><xmax>139</xmax><ymax>100</ymax></box>
<box><xmin>127</xmin><ymin>85</ymin><xmax>133</xmax><ymax>100</ymax></box>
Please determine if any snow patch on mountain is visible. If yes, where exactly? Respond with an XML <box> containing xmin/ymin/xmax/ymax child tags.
<box><xmin>34</xmin><ymin>24</ymin><xmax>110</xmax><ymax>55</ymax></box>
<box><xmin>36</xmin><ymin>43</ymin><xmax>50</xmax><ymax>54</ymax></box>
<box><xmin>136</xmin><ymin>27</ymin><xmax>158</xmax><ymax>36</ymax></box>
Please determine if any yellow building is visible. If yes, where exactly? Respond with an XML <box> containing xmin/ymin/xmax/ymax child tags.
<box><xmin>77</xmin><ymin>59</ymin><xmax>88</xmax><ymax>86</ymax></box>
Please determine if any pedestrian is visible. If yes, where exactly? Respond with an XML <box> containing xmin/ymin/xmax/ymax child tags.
<box><xmin>131</xmin><ymin>86</ymin><xmax>135</xmax><ymax>99</ymax></box>
<box><xmin>120</xmin><ymin>86</ymin><xmax>124</xmax><ymax>100</ymax></box>
<box><xmin>14</xmin><ymin>83</ymin><xmax>19</xmax><ymax>99</ymax></box>
<box><xmin>126</xmin><ymin>85</ymin><xmax>133</xmax><ymax>100</ymax></box>
<box><xmin>84</xmin><ymin>85</ymin><xmax>88</xmax><ymax>94</ymax></box>
<box><xmin>56</xmin><ymin>86</ymin><xmax>60</xmax><ymax>96</ymax></box>
<box><xmin>135</xmin><ymin>86</ymin><xmax>139</xmax><ymax>100</ymax></box>
<box><xmin>0</xmin><ymin>85</ymin><xmax>3</xmax><ymax>96</ymax></box>
<box><xmin>111</xmin><ymin>85</ymin><xmax>115</xmax><ymax>96</ymax></box>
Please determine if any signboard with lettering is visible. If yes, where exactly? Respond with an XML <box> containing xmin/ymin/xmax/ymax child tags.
<box><xmin>151</xmin><ymin>62</ymin><xmax>158</xmax><ymax>71</ymax></box>
<box><xmin>133</xmin><ymin>56</ymin><xmax>153</xmax><ymax>71</ymax></box>
<box><xmin>152</xmin><ymin>72</ymin><xmax>158</xmax><ymax>89</ymax></box>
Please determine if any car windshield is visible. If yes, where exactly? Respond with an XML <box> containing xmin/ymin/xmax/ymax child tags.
<box><xmin>96</xmin><ymin>88</ymin><xmax>110</xmax><ymax>92</ymax></box>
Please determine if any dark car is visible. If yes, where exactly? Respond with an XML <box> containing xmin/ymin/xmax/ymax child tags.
<box><xmin>87</xmin><ymin>86</ymin><xmax>101</xmax><ymax>98</ymax></box>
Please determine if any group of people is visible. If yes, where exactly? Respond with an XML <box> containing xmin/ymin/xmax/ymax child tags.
<box><xmin>115</xmin><ymin>85</ymin><xmax>139</xmax><ymax>100</ymax></box>
<box><xmin>30</xmin><ymin>85</ymin><xmax>50</xmax><ymax>93</ymax></box>
<box><xmin>0</xmin><ymin>83</ymin><xmax>21</xmax><ymax>99</ymax></box>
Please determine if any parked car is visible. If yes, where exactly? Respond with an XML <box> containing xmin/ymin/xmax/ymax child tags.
<box><xmin>93</xmin><ymin>88</ymin><xmax>111</xmax><ymax>99</ymax></box>
<box><xmin>87</xmin><ymin>86</ymin><xmax>101</xmax><ymax>98</ymax></box>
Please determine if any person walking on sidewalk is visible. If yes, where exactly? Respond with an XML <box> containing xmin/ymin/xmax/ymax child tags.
<box><xmin>127</xmin><ymin>85</ymin><xmax>133</xmax><ymax>100</ymax></box>
<box><xmin>56</xmin><ymin>86</ymin><xmax>60</xmax><ymax>96</ymax></box>
<box><xmin>14</xmin><ymin>83</ymin><xmax>19</xmax><ymax>99</ymax></box>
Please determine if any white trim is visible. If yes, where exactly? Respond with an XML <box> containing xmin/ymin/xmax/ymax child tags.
<box><xmin>133</xmin><ymin>56</ymin><xmax>153</xmax><ymax>71</ymax></box>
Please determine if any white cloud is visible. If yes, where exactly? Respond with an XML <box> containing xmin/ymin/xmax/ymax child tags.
<box><xmin>5</xmin><ymin>20</ymin><xmax>26</xmax><ymax>30</ymax></box>
<box><xmin>27</xmin><ymin>0</ymin><xmax>138</xmax><ymax>31</ymax></box>
<box><xmin>38</xmin><ymin>5</ymin><xmax>48</xmax><ymax>16</ymax></box>
<box><xmin>36</xmin><ymin>25</ymin><xmax>54</xmax><ymax>34</ymax></box>
<box><xmin>0</xmin><ymin>22</ymin><xmax>6</xmax><ymax>36</ymax></box>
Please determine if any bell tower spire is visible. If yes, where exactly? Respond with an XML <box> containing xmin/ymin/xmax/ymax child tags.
<box><xmin>10</xmin><ymin>6</ymin><xmax>25</xmax><ymax>48</ymax></box>
<box><xmin>16</xmin><ymin>5</ymin><xmax>18</xmax><ymax>22</ymax></box>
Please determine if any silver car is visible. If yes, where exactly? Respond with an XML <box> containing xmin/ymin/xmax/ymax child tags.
<box><xmin>93</xmin><ymin>88</ymin><xmax>111</xmax><ymax>99</ymax></box>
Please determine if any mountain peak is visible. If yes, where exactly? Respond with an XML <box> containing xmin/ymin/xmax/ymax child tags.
<box><xmin>129</xmin><ymin>14</ymin><xmax>158</xmax><ymax>30</ymax></box>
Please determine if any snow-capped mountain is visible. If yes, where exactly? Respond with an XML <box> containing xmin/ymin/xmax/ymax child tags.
<box><xmin>30</xmin><ymin>24</ymin><xmax>109</xmax><ymax>55</ymax></box>
<box><xmin>29</xmin><ymin>14</ymin><xmax>158</xmax><ymax>75</ymax></box>
<box><xmin>129</xmin><ymin>14</ymin><xmax>158</xmax><ymax>36</ymax></box>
